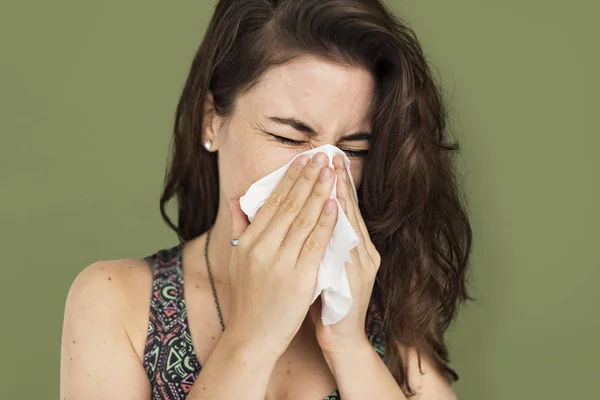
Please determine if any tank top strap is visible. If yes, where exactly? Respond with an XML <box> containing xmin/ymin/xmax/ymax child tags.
<box><xmin>142</xmin><ymin>243</ymin><xmax>200</xmax><ymax>397</ymax></box>
<box><xmin>145</xmin><ymin>243</ymin><xmax>185</xmax><ymax>292</ymax></box>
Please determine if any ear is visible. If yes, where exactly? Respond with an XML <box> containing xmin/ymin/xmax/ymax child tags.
<box><xmin>202</xmin><ymin>91</ymin><xmax>222</xmax><ymax>149</ymax></box>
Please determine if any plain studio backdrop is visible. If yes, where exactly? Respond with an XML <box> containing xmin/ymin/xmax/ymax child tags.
<box><xmin>0</xmin><ymin>1</ymin><xmax>598</xmax><ymax>399</ymax></box>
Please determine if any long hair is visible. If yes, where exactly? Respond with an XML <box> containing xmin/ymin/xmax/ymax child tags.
<box><xmin>159</xmin><ymin>0</ymin><xmax>473</xmax><ymax>396</ymax></box>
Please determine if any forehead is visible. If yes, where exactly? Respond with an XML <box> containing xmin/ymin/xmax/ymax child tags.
<box><xmin>238</xmin><ymin>55</ymin><xmax>375</xmax><ymax>133</ymax></box>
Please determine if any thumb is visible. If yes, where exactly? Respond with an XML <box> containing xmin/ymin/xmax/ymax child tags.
<box><xmin>229</xmin><ymin>198</ymin><xmax>249</xmax><ymax>241</ymax></box>
<box><xmin>308</xmin><ymin>296</ymin><xmax>323</xmax><ymax>326</ymax></box>
<box><xmin>228</xmin><ymin>198</ymin><xmax>249</xmax><ymax>284</ymax></box>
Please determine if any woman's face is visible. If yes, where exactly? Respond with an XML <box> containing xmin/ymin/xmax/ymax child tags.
<box><xmin>205</xmin><ymin>55</ymin><xmax>375</xmax><ymax>203</ymax></box>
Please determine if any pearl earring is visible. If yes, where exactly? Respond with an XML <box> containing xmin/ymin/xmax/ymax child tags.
<box><xmin>204</xmin><ymin>140</ymin><xmax>212</xmax><ymax>150</ymax></box>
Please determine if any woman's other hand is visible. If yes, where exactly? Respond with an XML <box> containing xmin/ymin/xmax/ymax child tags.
<box><xmin>308</xmin><ymin>154</ymin><xmax>382</xmax><ymax>356</ymax></box>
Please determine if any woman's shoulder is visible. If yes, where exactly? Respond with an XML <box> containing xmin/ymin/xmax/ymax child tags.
<box><xmin>66</xmin><ymin>243</ymin><xmax>182</xmax><ymax>304</ymax></box>
<box><xmin>62</xmin><ymin>246</ymin><xmax>175</xmax><ymax>362</ymax></box>
<box><xmin>66</xmin><ymin>255</ymin><xmax>153</xmax><ymax>310</ymax></box>
<box><xmin>60</xmin><ymin>248</ymin><xmax>172</xmax><ymax>398</ymax></box>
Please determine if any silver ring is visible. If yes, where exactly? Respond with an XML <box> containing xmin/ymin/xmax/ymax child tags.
<box><xmin>230</xmin><ymin>238</ymin><xmax>239</xmax><ymax>246</ymax></box>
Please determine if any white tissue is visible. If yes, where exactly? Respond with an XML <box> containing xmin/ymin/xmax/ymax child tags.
<box><xmin>239</xmin><ymin>144</ymin><xmax>360</xmax><ymax>325</ymax></box>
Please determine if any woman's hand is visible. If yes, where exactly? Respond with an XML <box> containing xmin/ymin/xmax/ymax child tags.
<box><xmin>226</xmin><ymin>152</ymin><xmax>339</xmax><ymax>357</ymax></box>
<box><xmin>308</xmin><ymin>154</ymin><xmax>382</xmax><ymax>356</ymax></box>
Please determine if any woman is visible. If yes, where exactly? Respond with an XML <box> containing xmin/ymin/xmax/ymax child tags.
<box><xmin>60</xmin><ymin>0</ymin><xmax>472</xmax><ymax>399</ymax></box>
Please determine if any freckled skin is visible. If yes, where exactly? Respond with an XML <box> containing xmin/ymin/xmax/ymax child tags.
<box><xmin>201</xmin><ymin>55</ymin><xmax>374</xmax><ymax>289</ymax></box>
<box><xmin>210</xmin><ymin>55</ymin><xmax>372</xmax><ymax>206</ymax></box>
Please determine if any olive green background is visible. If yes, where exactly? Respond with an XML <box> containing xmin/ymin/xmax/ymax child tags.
<box><xmin>1</xmin><ymin>0</ymin><xmax>597</xmax><ymax>398</ymax></box>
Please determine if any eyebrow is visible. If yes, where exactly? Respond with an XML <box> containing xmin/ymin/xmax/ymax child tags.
<box><xmin>266</xmin><ymin>116</ymin><xmax>372</xmax><ymax>141</ymax></box>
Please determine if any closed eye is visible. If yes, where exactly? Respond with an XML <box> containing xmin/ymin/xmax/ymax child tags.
<box><xmin>271</xmin><ymin>134</ymin><xmax>368</xmax><ymax>158</ymax></box>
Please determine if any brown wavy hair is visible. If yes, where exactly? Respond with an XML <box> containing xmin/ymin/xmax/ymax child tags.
<box><xmin>159</xmin><ymin>0</ymin><xmax>473</xmax><ymax>396</ymax></box>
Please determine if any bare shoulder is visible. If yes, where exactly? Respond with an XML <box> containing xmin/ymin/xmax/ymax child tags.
<box><xmin>397</xmin><ymin>344</ymin><xmax>458</xmax><ymax>400</ymax></box>
<box><xmin>60</xmin><ymin>257</ymin><xmax>154</xmax><ymax>399</ymax></box>
<box><xmin>66</xmin><ymin>257</ymin><xmax>152</xmax><ymax>301</ymax></box>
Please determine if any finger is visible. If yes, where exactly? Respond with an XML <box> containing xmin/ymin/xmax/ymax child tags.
<box><xmin>279</xmin><ymin>164</ymin><xmax>336</xmax><ymax>260</ymax></box>
<box><xmin>342</xmin><ymin>164</ymin><xmax>372</xmax><ymax>248</ymax></box>
<box><xmin>296</xmin><ymin>198</ymin><xmax>338</xmax><ymax>274</ymax></box>
<box><xmin>229</xmin><ymin>198</ymin><xmax>250</xmax><ymax>242</ymax></box>
<box><xmin>259</xmin><ymin>152</ymin><xmax>331</xmax><ymax>250</ymax></box>
<box><xmin>333</xmin><ymin>157</ymin><xmax>364</xmax><ymax>239</ymax></box>
<box><xmin>341</xmin><ymin>164</ymin><xmax>379</xmax><ymax>257</ymax></box>
<box><xmin>245</xmin><ymin>154</ymin><xmax>310</xmax><ymax>239</ymax></box>
<box><xmin>334</xmin><ymin>156</ymin><xmax>375</xmax><ymax>260</ymax></box>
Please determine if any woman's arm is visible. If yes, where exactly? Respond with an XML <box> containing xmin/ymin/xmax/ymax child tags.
<box><xmin>60</xmin><ymin>260</ymin><xmax>282</xmax><ymax>399</ymax></box>
<box><xmin>60</xmin><ymin>261</ymin><xmax>151</xmax><ymax>399</ymax></box>
<box><xmin>323</xmin><ymin>340</ymin><xmax>457</xmax><ymax>400</ymax></box>
<box><xmin>185</xmin><ymin>328</ymin><xmax>280</xmax><ymax>399</ymax></box>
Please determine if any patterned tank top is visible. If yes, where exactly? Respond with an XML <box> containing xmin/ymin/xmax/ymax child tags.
<box><xmin>142</xmin><ymin>243</ymin><xmax>387</xmax><ymax>399</ymax></box>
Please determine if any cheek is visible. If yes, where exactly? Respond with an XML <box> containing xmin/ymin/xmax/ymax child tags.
<box><xmin>218</xmin><ymin>139</ymin><xmax>264</xmax><ymax>199</ymax></box>
<box><xmin>219</xmin><ymin>126</ymin><xmax>306</xmax><ymax>199</ymax></box>
<box><xmin>234</xmin><ymin>149</ymin><xmax>299</xmax><ymax>198</ymax></box>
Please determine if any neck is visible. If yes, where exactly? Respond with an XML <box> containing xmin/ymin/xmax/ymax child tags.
<box><xmin>202</xmin><ymin>196</ymin><xmax>236</xmax><ymax>288</ymax></box>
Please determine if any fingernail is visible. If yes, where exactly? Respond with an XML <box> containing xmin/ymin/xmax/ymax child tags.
<box><xmin>340</xmin><ymin>198</ymin><xmax>347</xmax><ymax>213</ymax></box>
<box><xmin>228</xmin><ymin>199</ymin><xmax>233</xmax><ymax>211</ymax></box>
<box><xmin>342</xmin><ymin>169</ymin><xmax>347</xmax><ymax>182</ymax></box>
<box><xmin>325</xmin><ymin>200</ymin><xmax>335</xmax><ymax>214</ymax></box>
<box><xmin>312</xmin><ymin>152</ymin><xmax>327</xmax><ymax>165</ymax></box>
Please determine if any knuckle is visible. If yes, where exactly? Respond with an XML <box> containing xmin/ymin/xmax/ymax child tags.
<box><xmin>300</xmin><ymin>170</ymin><xmax>315</xmax><ymax>183</ymax></box>
<box><xmin>280</xmin><ymin>174</ymin><xmax>298</xmax><ymax>191</ymax></box>
<box><xmin>266</xmin><ymin>191</ymin><xmax>286</xmax><ymax>208</ymax></box>
<box><xmin>236</xmin><ymin>235</ymin><xmax>249</xmax><ymax>251</ymax></box>
<box><xmin>318</xmin><ymin>213</ymin><xmax>333</xmax><ymax>228</ymax></box>
<box><xmin>281</xmin><ymin>197</ymin><xmax>300</xmax><ymax>215</ymax></box>
<box><xmin>311</xmin><ymin>183</ymin><xmax>330</xmax><ymax>199</ymax></box>
<box><xmin>248</xmin><ymin>246</ymin><xmax>268</xmax><ymax>264</ymax></box>
<box><xmin>285</xmin><ymin>167</ymin><xmax>301</xmax><ymax>181</ymax></box>
<box><xmin>294</xmin><ymin>212</ymin><xmax>313</xmax><ymax>230</ymax></box>
<box><xmin>304</xmin><ymin>235</ymin><xmax>323</xmax><ymax>252</ymax></box>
